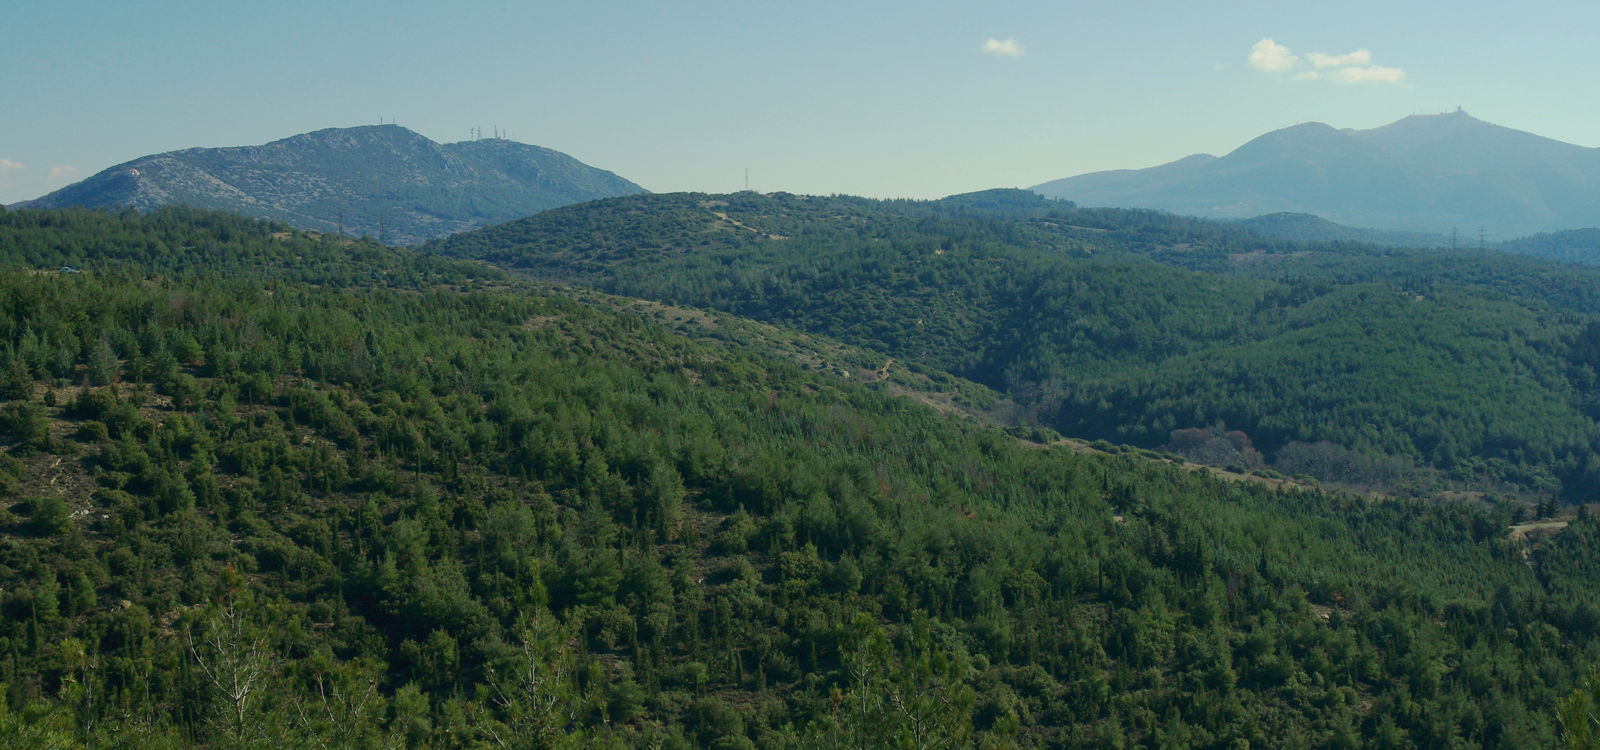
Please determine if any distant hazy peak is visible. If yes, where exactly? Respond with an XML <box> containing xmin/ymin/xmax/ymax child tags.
<box><xmin>18</xmin><ymin>125</ymin><xmax>645</xmax><ymax>245</ymax></box>
<box><xmin>1032</xmin><ymin>111</ymin><xmax>1600</xmax><ymax>237</ymax></box>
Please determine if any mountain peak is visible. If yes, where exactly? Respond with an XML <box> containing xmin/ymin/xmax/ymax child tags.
<box><xmin>1367</xmin><ymin>108</ymin><xmax>1488</xmax><ymax>132</ymax></box>
<box><xmin>1227</xmin><ymin>120</ymin><xmax>1373</xmax><ymax>163</ymax></box>
<box><xmin>257</xmin><ymin>124</ymin><xmax>440</xmax><ymax>156</ymax></box>
<box><xmin>298</xmin><ymin>123</ymin><xmax>422</xmax><ymax>139</ymax></box>
<box><xmin>1283</xmin><ymin>120</ymin><xmax>1338</xmax><ymax>132</ymax></box>
<box><xmin>1355</xmin><ymin>109</ymin><xmax>1592</xmax><ymax>175</ymax></box>
<box><xmin>18</xmin><ymin>126</ymin><xmax>645</xmax><ymax>245</ymax></box>
<box><xmin>1421</xmin><ymin>107</ymin><xmax>1477</xmax><ymax>120</ymax></box>
<box><xmin>1032</xmin><ymin>112</ymin><xmax>1600</xmax><ymax>236</ymax></box>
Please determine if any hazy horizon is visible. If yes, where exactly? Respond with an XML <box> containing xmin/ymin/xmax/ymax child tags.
<box><xmin>6</xmin><ymin>0</ymin><xmax>1600</xmax><ymax>204</ymax></box>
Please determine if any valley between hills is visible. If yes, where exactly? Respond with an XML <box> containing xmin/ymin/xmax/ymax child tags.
<box><xmin>8</xmin><ymin>112</ymin><xmax>1600</xmax><ymax>747</ymax></box>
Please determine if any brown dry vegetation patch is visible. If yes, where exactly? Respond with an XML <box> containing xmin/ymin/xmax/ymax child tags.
<box><xmin>881</xmin><ymin>382</ymin><xmax>962</xmax><ymax>416</ymax></box>
<box><xmin>1032</xmin><ymin>436</ymin><xmax>1313</xmax><ymax>494</ymax></box>
<box><xmin>710</xmin><ymin>211</ymin><xmax>787</xmax><ymax>240</ymax></box>
<box><xmin>1229</xmin><ymin>250</ymin><xmax>1313</xmax><ymax>267</ymax></box>
<box><xmin>1508</xmin><ymin>519</ymin><xmax>1570</xmax><ymax>565</ymax></box>
<box><xmin>1047</xmin><ymin>223</ymin><xmax>1109</xmax><ymax>233</ymax></box>
<box><xmin>14</xmin><ymin>451</ymin><xmax>98</xmax><ymax>517</ymax></box>
<box><xmin>1508</xmin><ymin>519</ymin><xmax>1568</xmax><ymax>542</ymax></box>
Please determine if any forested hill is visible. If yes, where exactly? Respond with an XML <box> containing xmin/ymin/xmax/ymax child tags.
<box><xmin>14</xmin><ymin>125</ymin><xmax>646</xmax><ymax>245</ymax></box>
<box><xmin>1497</xmin><ymin>228</ymin><xmax>1600</xmax><ymax>266</ymax></box>
<box><xmin>2</xmin><ymin>204</ymin><xmax>1599</xmax><ymax>746</ymax></box>
<box><xmin>428</xmin><ymin>190</ymin><xmax>1600</xmax><ymax>501</ymax></box>
<box><xmin>1234</xmin><ymin>213</ymin><xmax>1450</xmax><ymax>248</ymax></box>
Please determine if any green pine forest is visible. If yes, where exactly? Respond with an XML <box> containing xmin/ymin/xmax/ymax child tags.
<box><xmin>429</xmin><ymin>189</ymin><xmax>1600</xmax><ymax>499</ymax></box>
<box><xmin>1</xmin><ymin>203</ymin><xmax>1599</xmax><ymax>747</ymax></box>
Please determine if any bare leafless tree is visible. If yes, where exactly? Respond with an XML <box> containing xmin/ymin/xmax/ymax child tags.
<box><xmin>481</xmin><ymin>625</ymin><xmax>578</xmax><ymax>750</ymax></box>
<box><xmin>290</xmin><ymin>664</ymin><xmax>401</xmax><ymax>750</ymax></box>
<box><xmin>187</xmin><ymin>601</ymin><xmax>272</xmax><ymax>748</ymax></box>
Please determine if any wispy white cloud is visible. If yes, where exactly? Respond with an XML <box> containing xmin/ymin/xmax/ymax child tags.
<box><xmin>1248</xmin><ymin>38</ymin><xmax>1298</xmax><ymax>72</ymax></box>
<box><xmin>1332</xmin><ymin>65</ymin><xmax>1405</xmax><ymax>84</ymax></box>
<box><xmin>1308</xmin><ymin>49</ymin><xmax>1371</xmax><ymax>68</ymax></box>
<box><xmin>982</xmin><ymin>37</ymin><xmax>1024</xmax><ymax>58</ymax></box>
<box><xmin>1248</xmin><ymin>39</ymin><xmax>1404</xmax><ymax>84</ymax></box>
<box><xmin>0</xmin><ymin>159</ymin><xmax>24</xmax><ymax>176</ymax></box>
<box><xmin>47</xmin><ymin>165</ymin><xmax>78</xmax><ymax>181</ymax></box>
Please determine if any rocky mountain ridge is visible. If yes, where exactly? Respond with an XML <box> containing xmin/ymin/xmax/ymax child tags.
<box><xmin>15</xmin><ymin>125</ymin><xmax>645</xmax><ymax>245</ymax></box>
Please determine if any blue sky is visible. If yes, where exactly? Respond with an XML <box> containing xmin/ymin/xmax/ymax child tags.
<box><xmin>4</xmin><ymin>0</ymin><xmax>1599</xmax><ymax>205</ymax></box>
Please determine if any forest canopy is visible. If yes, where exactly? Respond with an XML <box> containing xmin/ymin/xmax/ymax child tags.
<box><xmin>430</xmin><ymin>190</ymin><xmax>1600</xmax><ymax>500</ymax></box>
<box><xmin>0</xmin><ymin>205</ymin><xmax>1596</xmax><ymax>746</ymax></box>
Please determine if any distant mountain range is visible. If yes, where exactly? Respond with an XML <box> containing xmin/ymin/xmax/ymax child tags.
<box><xmin>1033</xmin><ymin>110</ymin><xmax>1600</xmax><ymax>238</ymax></box>
<box><xmin>13</xmin><ymin>125</ymin><xmax>645</xmax><ymax>245</ymax></box>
